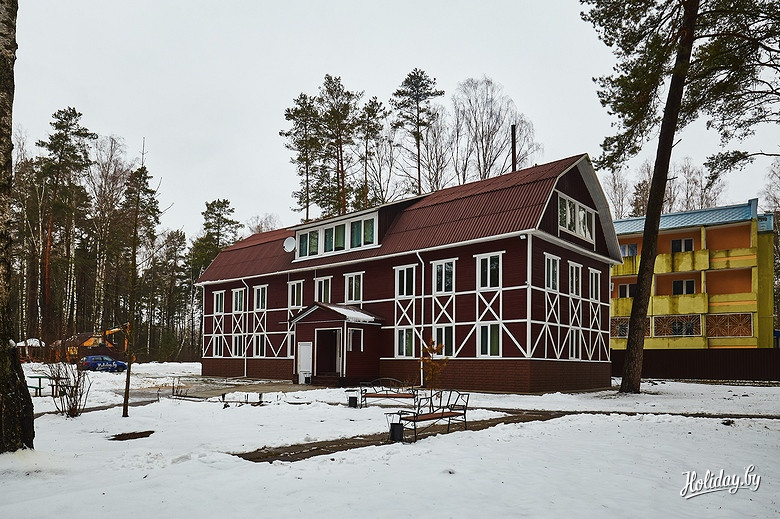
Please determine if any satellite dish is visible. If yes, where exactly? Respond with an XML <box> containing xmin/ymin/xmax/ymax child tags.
<box><xmin>283</xmin><ymin>236</ymin><xmax>297</xmax><ymax>253</ymax></box>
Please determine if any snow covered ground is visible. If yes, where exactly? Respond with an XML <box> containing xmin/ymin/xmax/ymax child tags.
<box><xmin>1</xmin><ymin>363</ymin><xmax>778</xmax><ymax>517</ymax></box>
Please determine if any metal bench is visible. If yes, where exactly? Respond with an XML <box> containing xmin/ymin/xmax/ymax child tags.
<box><xmin>359</xmin><ymin>377</ymin><xmax>417</xmax><ymax>408</ymax></box>
<box><xmin>397</xmin><ymin>390</ymin><xmax>469</xmax><ymax>441</ymax></box>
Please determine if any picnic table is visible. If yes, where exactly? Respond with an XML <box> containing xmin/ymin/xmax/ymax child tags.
<box><xmin>27</xmin><ymin>374</ymin><xmax>49</xmax><ymax>397</ymax></box>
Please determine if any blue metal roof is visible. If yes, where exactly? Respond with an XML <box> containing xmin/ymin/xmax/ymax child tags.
<box><xmin>613</xmin><ymin>199</ymin><xmax>758</xmax><ymax>235</ymax></box>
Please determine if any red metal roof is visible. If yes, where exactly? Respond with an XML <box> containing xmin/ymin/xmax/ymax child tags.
<box><xmin>197</xmin><ymin>155</ymin><xmax>588</xmax><ymax>283</ymax></box>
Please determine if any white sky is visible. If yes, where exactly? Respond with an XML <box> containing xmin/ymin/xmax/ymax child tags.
<box><xmin>13</xmin><ymin>1</ymin><xmax>778</xmax><ymax>239</ymax></box>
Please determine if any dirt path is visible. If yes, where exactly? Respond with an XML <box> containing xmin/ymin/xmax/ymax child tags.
<box><xmin>235</xmin><ymin>409</ymin><xmax>569</xmax><ymax>463</ymax></box>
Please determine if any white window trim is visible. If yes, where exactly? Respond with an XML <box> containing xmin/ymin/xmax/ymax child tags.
<box><xmin>477</xmin><ymin>322</ymin><xmax>502</xmax><ymax>357</ymax></box>
<box><xmin>544</xmin><ymin>253</ymin><xmax>560</xmax><ymax>292</ymax></box>
<box><xmin>474</xmin><ymin>251</ymin><xmax>504</xmax><ymax>291</ymax></box>
<box><xmin>347</xmin><ymin>328</ymin><xmax>364</xmax><ymax>353</ymax></box>
<box><xmin>213</xmin><ymin>335</ymin><xmax>226</xmax><ymax>357</ymax></box>
<box><xmin>253</xmin><ymin>285</ymin><xmax>268</xmax><ymax>311</ymax></box>
<box><xmin>213</xmin><ymin>291</ymin><xmax>225</xmax><ymax>315</ymax></box>
<box><xmin>231</xmin><ymin>334</ymin><xmax>245</xmax><ymax>357</ymax></box>
<box><xmin>288</xmin><ymin>280</ymin><xmax>304</xmax><ymax>309</ymax></box>
<box><xmin>568</xmin><ymin>261</ymin><xmax>582</xmax><ymax>297</ymax></box>
<box><xmin>314</xmin><ymin>276</ymin><xmax>332</xmax><ymax>304</ymax></box>
<box><xmin>433</xmin><ymin>324</ymin><xmax>455</xmax><ymax>357</ymax></box>
<box><xmin>432</xmin><ymin>258</ymin><xmax>457</xmax><ymax>295</ymax></box>
<box><xmin>395</xmin><ymin>327</ymin><xmax>415</xmax><ymax>357</ymax></box>
<box><xmin>295</xmin><ymin>212</ymin><xmax>379</xmax><ymax>260</ymax></box>
<box><xmin>344</xmin><ymin>271</ymin><xmax>364</xmax><ymax>304</ymax></box>
<box><xmin>394</xmin><ymin>264</ymin><xmax>417</xmax><ymax>299</ymax></box>
<box><xmin>232</xmin><ymin>288</ymin><xmax>245</xmax><ymax>314</ymax></box>
<box><xmin>252</xmin><ymin>333</ymin><xmax>267</xmax><ymax>357</ymax></box>
<box><xmin>588</xmin><ymin>268</ymin><xmax>601</xmax><ymax>301</ymax></box>
<box><xmin>558</xmin><ymin>192</ymin><xmax>596</xmax><ymax>243</ymax></box>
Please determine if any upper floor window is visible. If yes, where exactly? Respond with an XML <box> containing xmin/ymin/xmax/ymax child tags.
<box><xmin>433</xmin><ymin>260</ymin><xmax>455</xmax><ymax>294</ymax></box>
<box><xmin>323</xmin><ymin>224</ymin><xmax>346</xmax><ymax>253</ymax></box>
<box><xmin>545</xmin><ymin>254</ymin><xmax>559</xmax><ymax>291</ymax></box>
<box><xmin>671</xmin><ymin>238</ymin><xmax>694</xmax><ymax>253</ymax></box>
<box><xmin>232</xmin><ymin>288</ymin><xmax>245</xmax><ymax>313</ymax></box>
<box><xmin>477</xmin><ymin>253</ymin><xmax>501</xmax><ymax>290</ymax></box>
<box><xmin>253</xmin><ymin>285</ymin><xmax>267</xmax><ymax>311</ymax></box>
<box><xmin>297</xmin><ymin>213</ymin><xmax>377</xmax><ymax>259</ymax></box>
<box><xmin>212</xmin><ymin>335</ymin><xmax>225</xmax><ymax>357</ymax></box>
<box><xmin>288</xmin><ymin>280</ymin><xmax>304</xmax><ymax>309</ymax></box>
<box><xmin>672</xmin><ymin>279</ymin><xmax>696</xmax><ymax>295</ymax></box>
<box><xmin>396</xmin><ymin>265</ymin><xmax>415</xmax><ymax>298</ymax></box>
<box><xmin>396</xmin><ymin>328</ymin><xmax>415</xmax><ymax>357</ymax></box>
<box><xmin>231</xmin><ymin>335</ymin><xmax>245</xmax><ymax>357</ymax></box>
<box><xmin>589</xmin><ymin>269</ymin><xmax>601</xmax><ymax>301</ymax></box>
<box><xmin>569</xmin><ymin>262</ymin><xmax>582</xmax><ymax>297</ymax></box>
<box><xmin>315</xmin><ymin>277</ymin><xmax>332</xmax><ymax>304</ymax></box>
<box><xmin>558</xmin><ymin>194</ymin><xmax>595</xmax><ymax>242</ymax></box>
<box><xmin>435</xmin><ymin>326</ymin><xmax>455</xmax><ymax>357</ymax></box>
<box><xmin>618</xmin><ymin>283</ymin><xmax>636</xmax><ymax>298</ymax></box>
<box><xmin>345</xmin><ymin>272</ymin><xmax>363</xmax><ymax>303</ymax></box>
<box><xmin>213</xmin><ymin>291</ymin><xmax>225</xmax><ymax>314</ymax></box>
<box><xmin>620</xmin><ymin>243</ymin><xmax>638</xmax><ymax>257</ymax></box>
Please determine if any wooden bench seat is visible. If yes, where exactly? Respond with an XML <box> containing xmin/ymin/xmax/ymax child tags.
<box><xmin>398</xmin><ymin>390</ymin><xmax>469</xmax><ymax>441</ymax></box>
<box><xmin>359</xmin><ymin>378</ymin><xmax>417</xmax><ymax>408</ymax></box>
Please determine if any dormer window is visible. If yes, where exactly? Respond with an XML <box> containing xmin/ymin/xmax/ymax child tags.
<box><xmin>296</xmin><ymin>212</ymin><xmax>378</xmax><ymax>259</ymax></box>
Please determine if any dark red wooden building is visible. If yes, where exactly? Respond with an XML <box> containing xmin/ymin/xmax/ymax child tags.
<box><xmin>197</xmin><ymin>154</ymin><xmax>622</xmax><ymax>392</ymax></box>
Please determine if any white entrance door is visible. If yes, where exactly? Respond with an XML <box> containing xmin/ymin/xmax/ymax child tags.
<box><xmin>297</xmin><ymin>341</ymin><xmax>313</xmax><ymax>384</ymax></box>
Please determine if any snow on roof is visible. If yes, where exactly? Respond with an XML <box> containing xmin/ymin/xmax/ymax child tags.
<box><xmin>290</xmin><ymin>302</ymin><xmax>381</xmax><ymax>324</ymax></box>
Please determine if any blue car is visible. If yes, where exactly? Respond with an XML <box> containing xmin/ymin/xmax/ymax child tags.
<box><xmin>79</xmin><ymin>355</ymin><xmax>127</xmax><ymax>372</ymax></box>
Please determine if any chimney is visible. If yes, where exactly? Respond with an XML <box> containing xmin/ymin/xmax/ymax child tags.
<box><xmin>511</xmin><ymin>124</ymin><xmax>517</xmax><ymax>172</ymax></box>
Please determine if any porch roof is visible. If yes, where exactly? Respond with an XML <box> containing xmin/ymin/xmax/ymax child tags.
<box><xmin>290</xmin><ymin>302</ymin><xmax>382</xmax><ymax>325</ymax></box>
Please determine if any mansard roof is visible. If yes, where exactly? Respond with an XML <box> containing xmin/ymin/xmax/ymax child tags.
<box><xmin>197</xmin><ymin>154</ymin><xmax>621</xmax><ymax>284</ymax></box>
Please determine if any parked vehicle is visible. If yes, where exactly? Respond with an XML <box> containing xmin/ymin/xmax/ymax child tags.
<box><xmin>79</xmin><ymin>355</ymin><xmax>127</xmax><ymax>372</ymax></box>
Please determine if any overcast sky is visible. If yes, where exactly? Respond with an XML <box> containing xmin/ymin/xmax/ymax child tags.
<box><xmin>13</xmin><ymin>1</ymin><xmax>777</xmax><ymax>239</ymax></box>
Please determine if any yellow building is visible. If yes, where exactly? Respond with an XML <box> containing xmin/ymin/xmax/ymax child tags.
<box><xmin>610</xmin><ymin>199</ymin><xmax>775</xmax><ymax>350</ymax></box>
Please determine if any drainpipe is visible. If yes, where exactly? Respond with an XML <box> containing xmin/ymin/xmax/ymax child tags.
<box><xmin>241</xmin><ymin>279</ymin><xmax>250</xmax><ymax>378</ymax></box>
<box><xmin>416</xmin><ymin>251</ymin><xmax>426</xmax><ymax>387</ymax></box>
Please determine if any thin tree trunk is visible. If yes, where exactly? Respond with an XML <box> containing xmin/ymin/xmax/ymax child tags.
<box><xmin>621</xmin><ymin>0</ymin><xmax>700</xmax><ymax>393</ymax></box>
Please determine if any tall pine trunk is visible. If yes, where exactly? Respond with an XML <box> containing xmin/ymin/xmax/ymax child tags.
<box><xmin>0</xmin><ymin>0</ymin><xmax>34</xmax><ymax>453</ymax></box>
<box><xmin>621</xmin><ymin>0</ymin><xmax>700</xmax><ymax>393</ymax></box>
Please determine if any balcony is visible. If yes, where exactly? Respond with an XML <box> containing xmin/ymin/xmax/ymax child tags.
<box><xmin>610</xmin><ymin>297</ymin><xmax>633</xmax><ymax>317</ymax></box>
<box><xmin>709</xmin><ymin>247</ymin><xmax>758</xmax><ymax>270</ymax></box>
<box><xmin>654</xmin><ymin>249</ymin><xmax>709</xmax><ymax>274</ymax></box>
<box><xmin>708</xmin><ymin>292</ymin><xmax>758</xmax><ymax>313</ymax></box>
<box><xmin>612</xmin><ymin>255</ymin><xmax>640</xmax><ymax>277</ymax></box>
<box><xmin>651</xmin><ymin>293</ymin><xmax>708</xmax><ymax>315</ymax></box>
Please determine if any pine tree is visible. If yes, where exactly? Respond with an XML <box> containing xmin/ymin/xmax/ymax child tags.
<box><xmin>391</xmin><ymin>68</ymin><xmax>444</xmax><ymax>195</ymax></box>
<box><xmin>280</xmin><ymin>93</ymin><xmax>321</xmax><ymax>221</ymax></box>
<box><xmin>354</xmin><ymin>96</ymin><xmax>388</xmax><ymax>210</ymax></box>
<box><xmin>582</xmin><ymin>0</ymin><xmax>780</xmax><ymax>393</ymax></box>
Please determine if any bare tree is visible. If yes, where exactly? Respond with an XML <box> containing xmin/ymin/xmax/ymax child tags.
<box><xmin>676</xmin><ymin>157</ymin><xmax>723</xmax><ymax>211</ymax></box>
<box><xmin>419</xmin><ymin>105</ymin><xmax>454</xmax><ymax>192</ymax></box>
<box><xmin>366</xmin><ymin>124</ymin><xmax>403</xmax><ymax>204</ymax></box>
<box><xmin>452</xmin><ymin>76</ymin><xmax>541</xmax><ymax>181</ymax></box>
<box><xmin>602</xmin><ymin>167</ymin><xmax>631</xmax><ymax>218</ymax></box>
<box><xmin>87</xmin><ymin>136</ymin><xmax>133</xmax><ymax>332</ymax></box>
<box><xmin>246</xmin><ymin>213</ymin><xmax>281</xmax><ymax>234</ymax></box>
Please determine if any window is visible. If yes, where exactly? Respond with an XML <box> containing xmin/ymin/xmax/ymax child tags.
<box><xmin>559</xmin><ymin>194</ymin><xmax>595</xmax><ymax>241</ymax></box>
<box><xmin>396</xmin><ymin>266</ymin><xmax>415</xmax><ymax>298</ymax></box>
<box><xmin>618</xmin><ymin>283</ymin><xmax>637</xmax><ymax>298</ymax></box>
<box><xmin>324</xmin><ymin>224</ymin><xmax>346</xmax><ymax>253</ymax></box>
<box><xmin>315</xmin><ymin>277</ymin><xmax>331</xmax><ymax>303</ymax></box>
<box><xmin>479</xmin><ymin>323</ymin><xmax>500</xmax><ymax>356</ymax></box>
<box><xmin>396</xmin><ymin>328</ymin><xmax>414</xmax><ymax>357</ymax></box>
<box><xmin>232</xmin><ymin>288</ymin><xmax>245</xmax><ymax>313</ymax></box>
<box><xmin>569</xmin><ymin>263</ymin><xmax>582</xmax><ymax>297</ymax></box>
<box><xmin>434</xmin><ymin>260</ymin><xmax>455</xmax><ymax>294</ymax></box>
<box><xmin>620</xmin><ymin>243</ymin><xmax>638</xmax><ymax>257</ymax></box>
<box><xmin>296</xmin><ymin>214</ymin><xmax>377</xmax><ymax>259</ymax></box>
<box><xmin>350</xmin><ymin>220</ymin><xmax>362</xmax><ymax>248</ymax></box>
<box><xmin>253</xmin><ymin>285</ymin><xmax>267</xmax><ymax>311</ymax></box>
<box><xmin>589</xmin><ymin>269</ymin><xmax>601</xmax><ymax>300</ymax></box>
<box><xmin>347</xmin><ymin>328</ymin><xmax>363</xmax><ymax>352</ymax></box>
<box><xmin>477</xmin><ymin>254</ymin><xmax>501</xmax><ymax>290</ymax></box>
<box><xmin>435</xmin><ymin>326</ymin><xmax>455</xmax><ymax>357</ymax></box>
<box><xmin>213</xmin><ymin>291</ymin><xmax>225</xmax><ymax>314</ymax></box>
<box><xmin>345</xmin><ymin>272</ymin><xmax>363</xmax><ymax>303</ymax></box>
<box><xmin>545</xmin><ymin>255</ymin><xmax>559</xmax><ymax>291</ymax></box>
<box><xmin>288</xmin><ymin>280</ymin><xmax>303</xmax><ymax>309</ymax></box>
<box><xmin>671</xmin><ymin>238</ymin><xmax>694</xmax><ymax>253</ymax></box>
<box><xmin>252</xmin><ymin>333</ymin><xmax>267</xmax><ymax>357</ymax></box>
<box><xmin>212</xmin><ymin>335</ymin><xmax>226</xmax><ymax>357</ymax></box>
<box><xmin>231</xmin><ymin>335</ymin><xmax>245</xmax><ymax>357</ymax></box>
<box><xmin>672</xmin><ymin>279</ymin><xmax>696</xmax><ymax>295</ymax></box>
